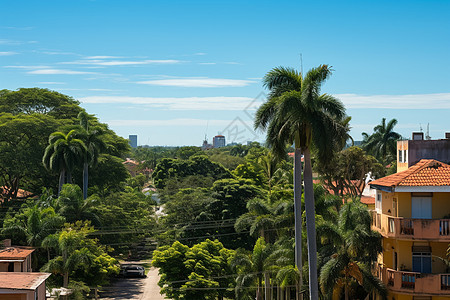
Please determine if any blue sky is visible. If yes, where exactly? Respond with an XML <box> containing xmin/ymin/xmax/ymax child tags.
<box><xmin>1</xmin><ymin>0</ymin><xmax>449</xmax><ymax>146</ymax></box>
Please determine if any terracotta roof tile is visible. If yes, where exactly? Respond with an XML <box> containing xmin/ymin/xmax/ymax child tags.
<box><xmin>0</xmin><ymin>247</ymin><xmax>35</xmax><ymax>259</ymax></box>
<box><xmin>0</xmin><ymin>272</ymin><xmax>51</xmax><ymax>290</ymax></box>
<box><xmin>369</xmin><ymin>159</ymin><xmax>450</xmax><ymax>188</ymax></box>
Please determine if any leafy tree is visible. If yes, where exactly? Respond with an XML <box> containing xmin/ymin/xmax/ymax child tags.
<box><xmin>87</xmin><ymin>154</ymin><xmax>129</xmax><ymax>197</ymax></box>
<box><xmin>153</xmin><ymin>156</ymin><xmax>231</xmax><ymax>189</ymax></box>
<box><xmin>255</xmin><ymin>65</ymin><xmax>347</xmax><ymax>299</ymax></box>
<box><xmin>191</xmin><ymin>178</ymin><xmax>261</xmax><ymax>249</ymax></box>
<box><xmin>316</xmin><ymin>146</ymin><xmax>384</xmax><ymax>197</ymax></box>
<box><xmin>232</xmin><ymin>163</ymin><xmax>265</xmax><ymax>187</ymax></box>
<box><xmin>0</xmin><ymin>113</ymin><xmax>62</xmax><ymax>201</ymax></box>
<box><xmin>153</xmin><ymin>239</ymin><xmax>235</xmax><ymax>300</ymax></box>
<box><xmin>0</xmin><ymin>88</ymin><xmax>82</xmax><ymax>118</ymax></box>
<box><xmin>42</xmin><ymin>130</ymin><xmax>86</xmax><ymax>194</ymax></box>
<box><xmin>42</xmin><ymin>221</ymin><xmax>119</xmax><ymax>288</ymax></box>
<box><xmin>318</xmin><ymin>201</ymin><xmax>386</xmax><ymax>300</ymax></box>
<box><xmin>175</xmin><ymin>146</ymin><xmax>202</xmax><ymax>159</ymax></box>
<box><xmin>362</xmin><ymin>118</ymin><xmax>401</xmax><ymax>165</ymax></box>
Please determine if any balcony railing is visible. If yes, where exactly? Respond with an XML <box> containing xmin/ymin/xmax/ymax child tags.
<box><xmin>377</xmin><ymin>267</ymin><xmax>450</xmax><ymax>295</ymax></box>
<box><xmin>370</xmin><ymin>211</ymin><xmax>450</xmax><ymax>241</ymax></box>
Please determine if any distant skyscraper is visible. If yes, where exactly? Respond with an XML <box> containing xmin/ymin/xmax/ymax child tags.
<box><xmin>129</xmin><ymin>135</ymin><xmax>138</xmax><ymax>148</ymax></box>
<box><xmin>213</xmin><ymin>135</ymin><xmax>225</xmax><ymax>148</ymax></box>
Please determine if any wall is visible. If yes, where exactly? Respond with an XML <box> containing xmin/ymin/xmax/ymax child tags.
<box><xmin>432</xmin><ymin>193</ymin><xmax>450</xmax><ymax>219</ymax></box>
<box><xmin>396</xmin><ymin>192</ymin><xmax>411</xmax><ymax>218</ymax></box>
<box><xmin>408</xmin><ymin>139</ymin><xmax>450</xmax><ymax>167</ymax></box>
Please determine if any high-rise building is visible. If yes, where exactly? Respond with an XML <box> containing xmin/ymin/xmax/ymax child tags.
<box><xmin>129</xmin><ymin>135</ymin><xmax>137</xmax><ymax>148</ymax></box>
<box><xmin>213</xmin><ymin>135</ymin><xmax>225</xmax><ymax>148</ymax></box>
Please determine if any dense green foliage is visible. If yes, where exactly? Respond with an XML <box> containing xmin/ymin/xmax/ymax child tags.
<box><xmin>153</xmin><ymin>239</ymin><xmax>235</xmax><ymax>300</ymax></box>
<box><xmin>0</xmin><ymin>87</ymin><xmax>392</xmax><ymax>299</ymax></box>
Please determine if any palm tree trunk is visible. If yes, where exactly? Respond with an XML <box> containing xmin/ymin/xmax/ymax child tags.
<box><xmin>293</xmin><ymin>147</ymin><xmax>303</xmax><ymax>300</ymax></box>
<box><xmin>58</xmin><ymin>169</ymin><xmax>66</xmax><ymax>196</ymax></box>
<box><xmin>63</xmin><ymin>271</ymin><xmax>69</xmax><ymax>288</ymax></box>
<box><xmin>83</xmin><ymin>162</ymin><xmax>88</xmax><ymax>199</ymax></box>
<box><xmin>67</xmin><ymin>171</ymin><xmax>72</xmax><ymax>184</ymax></box>
<box><xmin>303</xmin><ymin>147</ymin><xmax>319</xmax><ymax>300</ymax></box>
<box><xmin>264</xmin><ymin>272</ymin><xmax>270</xmax><ymax>300</ymax></box>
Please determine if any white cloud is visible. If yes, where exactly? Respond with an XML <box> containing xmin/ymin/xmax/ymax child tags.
<box><xmin>107</xmin><ymin>118</ymin><xmax>252</xmax><ymax>127</ymax></box>
<box><xmin>79</xmin><ymin>96</ymin><xmax>256</xmax><ymax>110</ymax></box>
<box><xmin>336</xmin><ymin>93</ymin><xmax>450</xmax><ymax>109</ymax></box>
<box><xmin>199</xmin><ymin>62</ymin><xmax>216</xmax><ymax>65</ymax></box>
<box><xmin>4</xmin><ymin>65</ymin><xmax>51</xmax><ymax>69</ymax></box>
<box><xmin>84</xmin><ymin>56</ymin><xmax>122</xmax><ymax>59</ymax></box>
<box><xmin>38</xmin><ymin>82</ymin><xmax>66</xmax><ymax>85</ymax></box>
<box><xmin>137</xmin><ymin>78</ymin><xmax>255</xmax><ymax>88</ymax></box>
<box><xmin>0</xmin><ymin>51</ymin><xmax>18</xmax><ymax>56</ymax></box>
<box><xmin>194</xmin><ymin>52</ymin><xmax>207</xmax><ymax>56</ymax></box>
<box><xmin>60</xmin><ymin>59</ymin><xmax>182</xmax><ymax>66</ymax></box>
<box><xmin>28</xmin><ymin>69</ymin><xmax>95</xmax><ymax>75</ymax></box>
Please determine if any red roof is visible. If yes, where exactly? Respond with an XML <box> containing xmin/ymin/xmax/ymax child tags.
<box><xmin>0</xmin><ymin>247</ymin><xmax>35</xmax><ymax>259</ymax></box>
<box><xmin>0</xmin><ymin>272</ymin><xmax>51</xmax><ymax>290</ymax></box>
<box><xmin>369</xmin><ymin>159</ymin><xmax>450</xmax><ymax>188</ymax></box>
<box><xmin>360</xmin><ymin>195</ymin><xmax>375</xmax><ymax>205</ymax></box>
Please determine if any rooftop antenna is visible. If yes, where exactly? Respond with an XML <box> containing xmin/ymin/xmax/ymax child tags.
<box><xmin>419</xmin><ymin>123</ymin><xmax>423</xmax><ymax>132</ymax></box>
<box><xmin>426</xmin><ymin>123</ymin><xmax>431</xmax><ymax>140</ymax></box>
<box><xmin>204</xmin><ymin>120</ymin><xmax>209</xmax><ymax>142</ymax></box>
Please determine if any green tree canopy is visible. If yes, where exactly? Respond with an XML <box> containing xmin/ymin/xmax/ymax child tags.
<box><xmin>153</xmin><ymin>239</ymin><xmax>235</xmax><ymax>300</ymax></box>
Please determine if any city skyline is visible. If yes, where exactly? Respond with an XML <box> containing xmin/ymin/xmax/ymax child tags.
<box><xmin>1</xmin><ymin>0</ymin><xmax>449</xmax><ymax>146</ymax></box>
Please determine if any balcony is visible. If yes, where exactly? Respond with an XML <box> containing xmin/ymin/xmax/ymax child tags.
<box><xmin>377</xmin><ymin>267</ymin><xmax>450</xmax><ymax>295</ymax></box>
<box><xmin>370</xmin><ymin>211</ymin><xmax>450</xmax><ymax>241</ymax></box>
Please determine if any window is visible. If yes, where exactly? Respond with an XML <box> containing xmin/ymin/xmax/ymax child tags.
<box><xmin>375</xmin><ymin>191</ymin><xmax>382</xmax><ymax>212</ymax></box>
<box><xmin>412</xmin><ymin>251</ymin><xmax>431</xmax><ymax>273</ymax></box>
<box><xmin>399</xmin><ymin>150</ymin><xmax>403</xmax><ymax>162</ymax></box>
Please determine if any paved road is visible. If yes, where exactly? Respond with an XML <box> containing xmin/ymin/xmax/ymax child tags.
<box><xmin>101</xmin><ymin>267</ymin><xmax>165</xmax><ymax>299</ymax></box>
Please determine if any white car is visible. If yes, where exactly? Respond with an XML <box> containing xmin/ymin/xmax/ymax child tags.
<box><xmin>123</xmin><ymin>265</ymin><xmax>146</xmax><ymax>278</ymax></box>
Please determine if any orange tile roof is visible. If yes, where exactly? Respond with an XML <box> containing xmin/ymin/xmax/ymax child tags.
<box><xmin>360</xmin><ymin>195</ymin><xmax>375</xmax><ymax>205</ymax></box>
<box><xmin>0</xmin><ymin>272</ymin><xmax>51</xmax><ymax>290</ymax></box>
<box><xmin>369</xmin><ymin>159</ymin><xmax>450</xmax><ymax>188</ymax></box>
<box><xmin>0</xmin><ymin>247</ymin><xmax>35</xmax><ymax>259</ymax></box>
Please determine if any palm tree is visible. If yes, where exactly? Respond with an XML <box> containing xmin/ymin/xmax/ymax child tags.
<box><xmin>77</xmin><ymin>111</ymin><xmax>106</xmax><ymax>199</ymax></box>
<box><xmin>42</xmin><ymin>227</ymin><xmax>94</xmax><ymax>288</ymax></box>
<box><xmin>255</xmin><ymin>65</ymin><xmax>346</xmax><ymax>299</ymax></box>
<box><xmin>57</xmin><ymin>184</ymin><xmax>101</xmax><ymax>226</ymax></box>
<box><xmin>318</xmin><ymin>201</ymin><xmax>387</xmax><ymax>300</ymax></box>
<box><xmin>362</xmin><ymin>118</ymin><xmax>401</xmax><ymax>164</ymax></box>
<box><xmin>231</xmin><ymin>237</ymin><xmax>272</xmax><ymax>300</ymax></box>
<box><xmin>42</xmin><ymin>130</ymin><xmax>86</xmax><ymax>195</ymax></box>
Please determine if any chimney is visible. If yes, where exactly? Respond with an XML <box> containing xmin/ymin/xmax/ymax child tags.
<box><xmin>446</xmin><ymin>132</ymin><xmax>450</xmax><ymax>139</ymax></box>
<box><xmin>412</xmin><ymin>132</ymin><xmax>424</xmax><ymax>141</ymax></box>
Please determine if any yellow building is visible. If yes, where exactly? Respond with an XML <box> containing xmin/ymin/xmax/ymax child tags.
<box><xmin>369</xmin><ymin>159</ymin><xmax>450</xmax><ymax>299</ymax></box>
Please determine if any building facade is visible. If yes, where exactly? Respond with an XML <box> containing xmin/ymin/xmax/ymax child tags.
<box><xmin>369</xmin><ymin>159</ymin><xmax>450</xmax><ymax>299</ymax></box>
<box><xmin>213</xmin><ymin>135</ymin><xmax>225</xmax><ymax>148</ymax></box>
<box><xmin>129</xmin><ymin>135</ymin><xmax>138</xmax><ymax>148</ymax></box>
<box><xmin>397</xmin><ymin>132</ymin><xmax>450</xmax><ymax>173</ymax></box>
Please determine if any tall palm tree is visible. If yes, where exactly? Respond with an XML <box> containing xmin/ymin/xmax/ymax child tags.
<box><xmin>255</xmin><ymin>65</ymin><xmax>346</xmax><ymax>299</ymax></box>
<box><xmin>77</xmin><ymin>111</ymin><xmax>106</xmax><ymax>199</ymax></box>
<box><xmin>318</xmin><ymin>201</ymin><xmax>387</xmax><ymax>300</ymax></box>
<box><xmin>362</xmin><ymin>118</ymin><xmax>401</xmax><ymax>164</ymax></box>
<box><xmin>42</xmin><ymin>130</ymin><xmax>86</xmax><ymax>195</ymax></box>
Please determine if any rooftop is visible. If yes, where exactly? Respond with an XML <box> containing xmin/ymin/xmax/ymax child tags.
<box><xmin>0</xmin><ymin>272</ymin><xmax>51</xmax><ymax>290</ymax></box>
<box><xmin>369</xmin><ymin>159</ymin><xmax>450</xmax><ymax>188</ymax></box>
<box><xmin>0</xmin><ymin>247</ymin><xmax>35</xmax><ymax>259</ymax></box>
